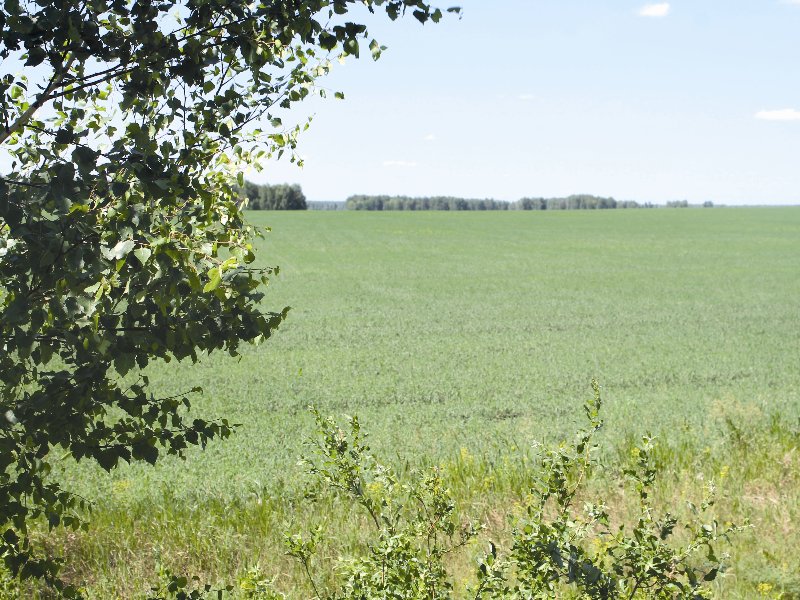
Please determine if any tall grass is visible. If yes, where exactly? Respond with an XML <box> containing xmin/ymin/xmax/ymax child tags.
<box><xmin>13</xmin><ymin>398</ymin><xmax>795</xmax><ymax>598</ymax></box>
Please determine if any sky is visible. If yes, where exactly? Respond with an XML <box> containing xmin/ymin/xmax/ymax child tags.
<box><xmin>254</xmin><ymin>0</ymin><xmax>800</xmax><ymax>205</ymax></box>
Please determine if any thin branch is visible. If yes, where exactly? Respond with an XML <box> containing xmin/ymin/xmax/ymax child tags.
<box><xmin>0</xmin><ymin>54</ymin><xmax>75</xmax><ymax>146</ymax></box>
<box><xmin>302</xmin><ymin>558</ymin><xmax>323</xmax><ymax>600</ymax></box>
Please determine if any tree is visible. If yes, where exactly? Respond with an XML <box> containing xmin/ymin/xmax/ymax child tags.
<box><xmin>0</xmin><ymin>0</ymin><xmax>457</xmax><ymax>591</ymax></box>
<box><xmin>243</xmin><ymin>180</ymin><xmax>263</xmax><ymax>209</ymax></box>
<box><xmin>241</xmin><ymin>181</ymin><xmax>307</xmax><ymax>210</ymax></box>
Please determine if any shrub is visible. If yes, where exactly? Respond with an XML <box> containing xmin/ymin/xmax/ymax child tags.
<box><xmin>291</xmin><ymin>381</ymin><xmax>745</xmax><ymax>599</ymax></box>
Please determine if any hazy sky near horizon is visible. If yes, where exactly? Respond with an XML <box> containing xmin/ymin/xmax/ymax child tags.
<box><xmin>255</xmin><ymin>1</ymin><xmax>800</xmax><ymax>205</ymax></box>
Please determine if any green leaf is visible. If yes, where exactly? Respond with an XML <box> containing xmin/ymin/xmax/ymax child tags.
<box><xmin>132</xmin><ymin>441</ymin><xmax>158</xmax><ymax>465</ymax></box>
<box><xmin>96</xmin><ymin>450</ymin><xmax>119</xmax><ymax>472</ymax></box>
<box><xmin>72</xmin><ymin>146</ymin><xmax>98</xmax><ymax>170</ymax></box>
<box><xmin>133</xmin><ymin>247</ymin><xmax>151</xmax><ymax>265</ymax></box>
<box><xmin>114</xmin><ymin>353</ymin><xmax>136</xmax><ymax>376</ymax></box>
<box><xmin>2</xmin><ymin>529</ymin><xmax>19</xmax><ymax>546</ymax></box>
<box><xmin>25</xmin><ymin>47</ymin><xmax>47</xmax><ymax>67</ymax></box>
<box><xmin>203</xmin><ymin>267</ymin><xmax>222</xmax><ymax>293</ymax></box>
<box><xmin>369</xmin><ymin>39</ymin><xmax>383</xmax><ymax>61</ymax></box>
<box><xmin>103</xmin><ymin>240</ymin><xmax>135</xmax><ymax>261</ymax></box>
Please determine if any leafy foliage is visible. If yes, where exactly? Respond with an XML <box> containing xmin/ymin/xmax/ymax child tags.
<box><xmin>146</xmin><ymin>568</ymin><xmax>232</xmax><ymax>600</ymax></box>
<box><xmin>346</xmin><ymin>195</ymin><xmax>511</xmax><ymax>211</ymax></box>
<box><xmin>290</xmin><ymin>408</ymin><xmax>479</xmax><ymax>599</ymax></box>
<box><xmin>241</xmin><ymin>181</ymin><xmax>307</xmax><ymax>210</ymax></box>
<box><xmin>345</xmin><ymin>194</ymin><xmax>651</xmax><ymax>210</ymax></box>
<box><xmin>0</xmin><ymin>0</ymin><xmax>457</xmax><ymax>589</ymax></box>
<box><xmin>291</xmin><ymin>383</ymin><xmax>744</xmax><ymax>599</ymax></box>
<box><xmin>473</xmin><ymin>381</ymin><xmax>745</xmax><ymax>599</ymax></box>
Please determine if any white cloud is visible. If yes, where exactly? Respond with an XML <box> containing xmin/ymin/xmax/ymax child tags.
<box><xmin>383</xmin><ymin>160</ymin><xmax>418</xmax><ymax>168</ymax></box>
<box><xmin>755</xmin><ymin>108</ymin><xmax>800</xmax><ymax>121</ymax></box>
<box><xmin>781</xmin><ymin>0</ymin><xmax>800</xmax><ymax>5</ymax></box>
<box><xmin>517</xmin><ymin>94</ymin><xmax>536</xmax><ymax>101</ymax></box>
<box><xmin>423</xmin><ymin>133</ymin><xmax>437</xmax><ymax>141</ymax></box>
<box><xmin>638</xmin><ymin>3</ymin><xmax>670</xmax><ymax>17</ymax></box>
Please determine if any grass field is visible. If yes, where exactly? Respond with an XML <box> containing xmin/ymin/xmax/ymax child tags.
<box><xmin>38</xmin><ymin>208</ymin><xmax>800</xmax><ymax>598</ymax></box>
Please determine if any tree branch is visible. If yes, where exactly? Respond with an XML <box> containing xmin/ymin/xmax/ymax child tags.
<box><xmin>0</xmin><ymin>54</ymin><xmax>75</xmax><ymax>146</ymax></box>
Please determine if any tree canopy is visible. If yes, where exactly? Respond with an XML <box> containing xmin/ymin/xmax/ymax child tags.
<box><xmin>0</xmin><ymin>0</ymin><xmax>456</xmax><ymax>591</ymax></box>
<box><xmin>345</xmin><ymin>194</ymin><xmax>651</xmax><ymax>211</ymax></box>
<box><xmin>242</xmin><ymin>180</ymin><xmax>308</xmax><ymax>210</ymax></box>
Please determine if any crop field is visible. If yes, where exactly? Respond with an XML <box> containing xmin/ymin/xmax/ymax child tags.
<box><xmin>44</xmin><ymin>208</ymin><xmax>800</xmax><ymax>598</ymax></box>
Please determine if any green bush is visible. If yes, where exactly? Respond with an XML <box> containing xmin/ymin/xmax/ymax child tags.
<box><xmin>289</xmin><ymin>381</ymin><xmax>744</xmax><ymax>599</ymax></box>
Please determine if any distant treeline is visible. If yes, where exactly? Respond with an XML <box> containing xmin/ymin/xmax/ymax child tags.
<box><xmin>516</xmin><ymin>195</ymin><xmax>651</xmax><ymax>210</ymax></box>
<box><xmin>238</xmin><ymin>185</ymin><xmax>713</xmax><ymax>211</ymax></box>
<box><xmin>347</xmin><ymin>196</ymin><xmax>512</xmax><ymax>211</ymax></box>
<box><xmin>241</xmin><ymin>181</ymin><xmax>307</xmax><ymax>210</ymax></box>
<box><xmin>308</xmin><ymin>201</ymin><xmax>346</xmax><ymax>211</ymax></box>
<box><xmin>666</xmin><ymin>200</ymin><xmax>716</xmax><ymax>208</ymax></box>
<box><xmin>346</xmin><ymin>194</ymin><xmax>653</xmax><ymax>211</ymax></box>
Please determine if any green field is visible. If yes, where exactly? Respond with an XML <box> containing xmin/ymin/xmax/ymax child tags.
<box><xmin>50</xmin><ymin>208</ymin><xmax>800</xmax><ymax>597</ymax></box>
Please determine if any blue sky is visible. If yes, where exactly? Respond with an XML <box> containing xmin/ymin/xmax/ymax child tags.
<box><xmin>257</xmin><ymin>1</ymin><xmax>800</xmax><ymax>205</ymax></box>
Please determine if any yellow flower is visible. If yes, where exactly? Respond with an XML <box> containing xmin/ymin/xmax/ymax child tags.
<box><xmin>366</xmin><ymin>481</ymin><xmax>384</xmax><ymax>499</ymax></box>
<box><xmin>112</xmin><ymin>479</ymin><xmax>131</xmax><ymax>495</ymax></box>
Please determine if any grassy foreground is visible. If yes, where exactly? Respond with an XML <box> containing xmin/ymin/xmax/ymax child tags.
<box><xmin>23</xmin><ymin>208</ymin><xmax>800</xmax><ymax>597</ymax></box>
